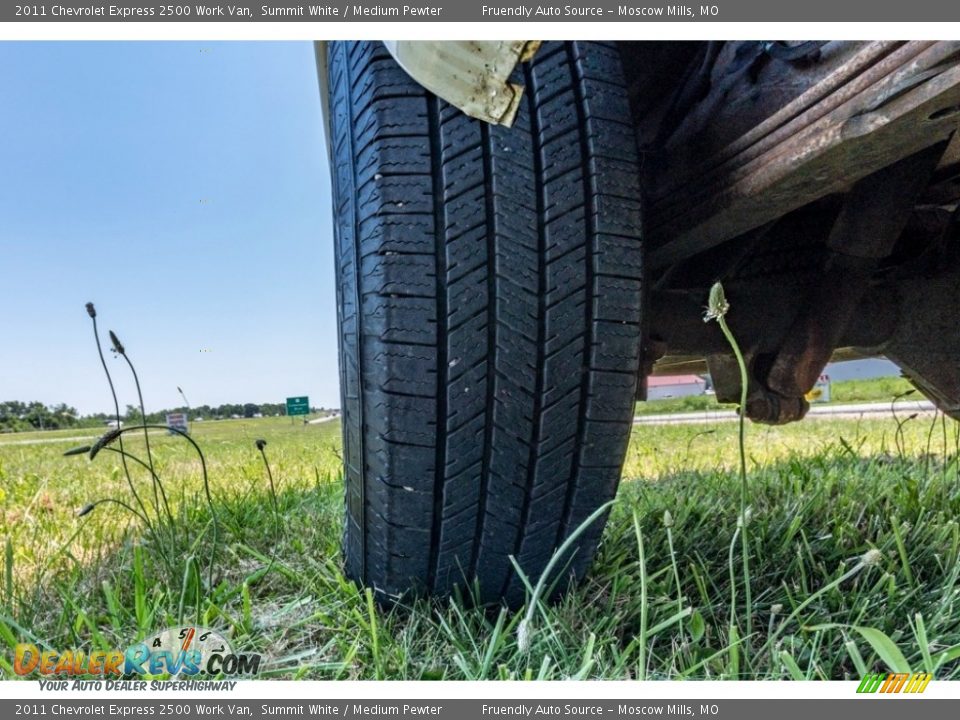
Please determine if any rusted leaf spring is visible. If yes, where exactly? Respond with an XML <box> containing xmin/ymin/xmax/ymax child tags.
<box><xmin>648</xmin><ymin>41</ymin><xmax>960</xmax><ymax>268</ymax></box>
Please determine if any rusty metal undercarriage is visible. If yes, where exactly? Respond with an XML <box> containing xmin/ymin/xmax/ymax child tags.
<box><xmin>622</xmin><ymin>41</ymin><xmax>960</xmax><ymax>423</ymax></box>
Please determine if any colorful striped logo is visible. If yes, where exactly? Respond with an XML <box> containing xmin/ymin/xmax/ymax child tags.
<box><xmin>857</xmin><ymin>672</ymin><xmax>932</xmax><ymax>694</ymax></box>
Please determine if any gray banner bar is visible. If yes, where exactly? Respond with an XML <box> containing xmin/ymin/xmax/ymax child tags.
<box><xmin>2</xmin><ymin>699</ymin><xmax>958</xmax><ymax>719</ymax></box>
<box><xmin>4</xmin><ymin>0</ymin><xmax>960</xmax><ymax>22</ymax></box>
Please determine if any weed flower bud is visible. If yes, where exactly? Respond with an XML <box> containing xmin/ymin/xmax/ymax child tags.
<box><xmin>703</xmin><ymin>281</ymin><xmax>730</xmax><ymax>323</ymax></box>
<box><xmin>85</xmin><ymin>302</ymin><xmax>96</xmax><ymax>318</ymax></box>
<box><xmin>517</xmin><ymin>618</ymin><xmax>531</xmax><ymax>653</ymax></box>
<box><xmin>255</xmin><ymin>439</ymin><xmax>267</xmax><ymax>451</ymax></box>
<box><xmin>109</xmin><ymin>330</ymin><xmax>125</xmax><ymax>355</ymax></box>
<box><xmin>89</xmin><ymin>427</ymin><xmax>122</xmax><ymax>460</ymax></box>
<box><xmin>63</xmin><ymin>445</ymin><xmax>92</xmax><ymax>457</ymax></box>
<box><xmin>663</xmin><ymin>510</ymin><xmax>674</xmax><ymax>528</ymax></box>
<box><xmin>860</xmin><ymin>548</ymin><xmax>883</xmax><ymax>568</ymax></box>
<box><xmin>77</xmin><ymin>503</ymin><xmax>96</xmax><ymax>517</ymax></box>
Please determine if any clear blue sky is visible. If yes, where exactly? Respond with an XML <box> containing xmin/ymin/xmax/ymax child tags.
<box><xmin>0</xmin><ymin>41</ymin><xmax>339</xmax><ymax>415</ymax></box>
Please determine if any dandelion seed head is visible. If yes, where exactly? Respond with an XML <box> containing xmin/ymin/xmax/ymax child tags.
<box><xmin>860</xmin><ymin>548</ymin><xmax>883</xmax><ymax>567</ymax></box>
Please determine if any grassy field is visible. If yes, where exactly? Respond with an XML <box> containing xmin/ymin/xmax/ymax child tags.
<box><xmin>1</xmin><ymin>411</ymin><xmax>959</xmax><ymax>680</ymax></box>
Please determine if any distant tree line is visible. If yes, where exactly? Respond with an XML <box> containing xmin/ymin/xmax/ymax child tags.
<box><xmin>0</xmin><ymin>400</ymin><xmax>334</xmax><ymax>433</ymax></box>
<box><xmin>0</xmin><ymin>401</ymin><xmax>89</xmax><ymax>432</ymax></box>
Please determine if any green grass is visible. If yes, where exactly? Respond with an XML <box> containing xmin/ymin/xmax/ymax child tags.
<box><xmin>634</xmin><ymin>393</ymin><xmax>735</xmax><ymax>415</ymax></box>
<box><xmin>636</xmin><ymin>375</ymin><xmax>917</xmax><ymax>415</ymax></box>
<box><xmin>830</xmin><ymin>376</ymin><xmax>916</xmax><ymax>404</ymax></box>
<box><xmin>1</xmin><ymin>413</ymin><xmax>959</xmax><ymax>680</ymax></box>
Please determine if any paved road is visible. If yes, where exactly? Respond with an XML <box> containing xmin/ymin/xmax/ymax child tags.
<box><xmin>633</xmin><ymin>400</ymin><xmax>937</xmax><ymax>425</ymax></box>
<box><xmin>0</xmin><ymin>430</ymin><xmax>162</xmax><ymax>447</ymax></box>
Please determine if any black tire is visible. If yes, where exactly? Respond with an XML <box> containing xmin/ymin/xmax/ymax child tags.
<box><xmin>328</xmin><ymin>41</ymin><xmax>644</xmax><ymax>606</ymax></box>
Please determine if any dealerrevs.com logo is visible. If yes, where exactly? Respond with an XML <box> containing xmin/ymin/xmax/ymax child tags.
<box><xmin>13</xmin><ymin>626</ymin><xmax>261</xmax><ymax>678</ymax></box>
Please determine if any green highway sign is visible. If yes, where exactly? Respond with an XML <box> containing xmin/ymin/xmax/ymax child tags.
<box><xmin>286</xmin><ymin>396</ymin><xmax>310</xmax><ymax>416</ymax></box>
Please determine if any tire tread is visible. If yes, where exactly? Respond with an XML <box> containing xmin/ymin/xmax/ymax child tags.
<box><xmin>328</xmin><ymin>41</ymin><xmax>643</xmax><ymax>605</ymax></box>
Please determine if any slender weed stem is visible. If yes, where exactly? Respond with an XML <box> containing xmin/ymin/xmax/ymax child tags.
<box><xmin>115</xmin><ymin>338</ymin><xmax>174</xmax><ymax>529</ymax></box>
<box><xmin>664</xmin><ymin>511</ymin><xmax>684</xmax><ymax>623</ymax></box>
<box><xmin>633</xmin><ymin>512</ymin><xmax>649</xmax><ymax>679</ymax></box>
<box><xmin>256</xmin><ymin>439</ymin><xmax>281</xmax><ymax>538</ymax></box>
<box><xmin>77</xmin><ymin>498</ymin><xmax>150</xmax><ymax>525</ymax></box>
<box><xmin>728</xmin><ymin>524</ymin><xmax>740</xmax><ymax>647</ymax></box>
<box><xmin>86</xmin><ymin>305</ymin><xmax>154</xmax><ymax>531</ymax></box>
<box><xmin>707</xmin><ymin>282</ymin><xmax>754</xmax><ymax>652</ymax></box>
